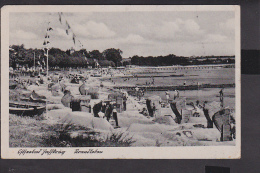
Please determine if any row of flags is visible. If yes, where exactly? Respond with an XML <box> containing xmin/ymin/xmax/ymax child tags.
<box><xmin>43</xmin><ymin>12</ymin><xmax>84</xmax><ymax>50</ymax></box>
<box><xmin>43</xmin><ymin>17</ymin><xmax>53</xmax><ymax>55</ymax></box>
<box><xmin>58</xmin><ymin>12</ymin><xmax>84</xmax><ymax>48</ymax></box>
<box><xmin>41</xmin><ymin>12</ymin><xmax>101</xmax><ymax>67</ymax></box>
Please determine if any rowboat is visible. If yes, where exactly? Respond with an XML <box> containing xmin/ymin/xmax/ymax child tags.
<box><xmin>20</xmin><ymin>91</ymin><xmax>47</xmax><ymax>103</ymax></box>
<box><xmin>9</xmin><ymin>102</ymin><xmax>46</xmax><ymax>116</ymax></box>
<box><xmin>9</xmin><ymin>80</ymin><xmax>18</xmax><ymax>89</ymax></box>
<box><xmin>9</xmin><ymin>84</ymin><xmax>17</xmax><ymax>89</ymax></box>
<box><xmin>20</xmin><ymin>97</ymin><xmax>47</xmax><ymax>103</ymax></box>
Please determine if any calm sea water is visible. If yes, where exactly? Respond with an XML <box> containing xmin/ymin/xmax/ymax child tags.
<box><xmin>103</xmin><ymin>68</ymin><xmax>236</xmax><ymax>109</ymax></box>
<box><xmin>104</xmin><ymin>68</ymin><xmax>235</xmax><ymax>86</ymax></box>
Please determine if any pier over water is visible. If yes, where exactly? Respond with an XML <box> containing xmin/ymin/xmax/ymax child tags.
<box><xmin>114</xmin><ymin>83</ymin><xmax>235</xmax><ymax>92</ymax></box>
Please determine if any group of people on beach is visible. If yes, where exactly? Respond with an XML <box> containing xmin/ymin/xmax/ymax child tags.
<box><xmin>92</xmin><ymin>101</ymin><xmax>119</xmax><ymax>127</ymax></box>
<box><xmin>134</xmin><ymin>86</ymin><xmax>145</xmax><ymax>101</ymax></box>
<box><xmin>165</xmin><ymin>90</ymin><xmax>180</xmax><ymax>103</ymax></box>
<box><xmin>91</xmin><ymin>92</ymin><xmax>128</xmax><ymax>127</ymax></box>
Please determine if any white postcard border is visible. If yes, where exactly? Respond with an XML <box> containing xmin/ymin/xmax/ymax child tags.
<box><xmin>1</xmin><ymin>5</ymin><xmax>241</xmax><ymax>159</ymax></box>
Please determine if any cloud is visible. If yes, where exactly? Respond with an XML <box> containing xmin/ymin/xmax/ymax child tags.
<box><xmin>10</xmin><ymin>30</ymin><xmax>38</xmax><ymax>40</ymax></box>
<box><xmin>182</xmin><ymin>19</ymin><xmax>202</xmax><ymax>35</ymax></box>
<box><xmin>53</xmin><ymin>27</ymin><xmax>70</xmax><ymax>38</ymax></box>
<box><xmin>9</xmin><ymin>12</ymin><xmax>235</xmax><ymax>57</ymax></box>
<box><xmin>120</xmin><ymin>34</ymin><xmax>147</xmax><ymax>44</ymax></box>
<box><xmin>156</xmin><ymin>21</ymin><xmax>180</xmax><ymax>39</ymax></box>
<box><xmin>73</xmin><ymin>21</ymin><xmax>116</xmax><ymax>39</ymax></box>
<box><xmin>220</xmin><ymin>18</ymin><xmax>235</xmax><ymax>30</ymax></box>
<box><xmin>138</xmin><ymin>18</ymin><xmax>204</xmax><ymax>42</ymax></box>
<box><xmin>204</xmin><ymin>34</ymin><xmax>228</xmax><ymax>43</ymax></box>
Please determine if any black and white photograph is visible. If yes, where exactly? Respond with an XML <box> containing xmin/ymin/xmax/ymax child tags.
<box><xmin>1</xmin><ymin>5</ymin><xmax>241</xmax><ymax>159</ymax></box>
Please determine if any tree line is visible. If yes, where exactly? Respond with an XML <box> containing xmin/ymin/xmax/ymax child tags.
<box><xmin>9</xmin><ymin>45</ymin><xmax>123</xmax><ymax>69</ymax></box>
<box><xmin>9</xmin><ymin>44</ymin><xmax>235</xmax><ymax>70</ymax></box>
<box><xmin>127</xmin><ymin>54</ymin><xmax>235</xmax><ymax>66</ymax></box>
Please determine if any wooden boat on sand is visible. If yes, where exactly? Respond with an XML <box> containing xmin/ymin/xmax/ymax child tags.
<box><xmin>9</xmin><ymin>102</ymin><xmax>46</xmax><ymax>116</ymax></box>
<box><xmin>20</xmin><ymin>90</ymin><xmax>47</xmax><ymax>103</ymax></box>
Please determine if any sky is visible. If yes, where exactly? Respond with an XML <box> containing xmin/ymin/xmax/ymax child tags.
<box><xmin>9</xmin><ymin>11</ymin><xmax>235</xmax><ymax>58</ymax></box>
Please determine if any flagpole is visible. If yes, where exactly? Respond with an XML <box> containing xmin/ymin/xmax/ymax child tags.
<box><xmin>34</xmin><ymin>52</ymin><xmax>35</xmax><ymax>71</ymax></box>
<box><xmin>47</xmin><ymin>48</ymin><xmax>49</xmax><ymax>77</ymax></box>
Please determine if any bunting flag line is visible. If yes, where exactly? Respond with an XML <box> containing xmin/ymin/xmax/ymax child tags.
<box><xmin>65</xmin><ymin>21</ymin><xmax>71</xmax><ymax>35</ymax></box>
<box><xmin>78</xmin><ymin>40</ymin><xmax>83</xmax><ymax>48</ymax></box>
<box><xmin>72</xmin><ymin>33</ymin><xmax>76</xmax><ymax>44</ymax></box>
<box><xmin>47</xmin><ymin>27</ymin><xmax>53</xmax><ymax>31</ymax></box>
<box><xmin>58</xmin><ymin>12</ymin><xmax>85</xmax><ymax>49</ymax></box>
<box><xmin>58</xmin><ymin>12</ymin><xmax>62</xmax><ymax>24</ymax></box>
<box><xmin>43</xmin><ymin>19</ymin><xmax>53</xmax><ymax>50</ymax></box>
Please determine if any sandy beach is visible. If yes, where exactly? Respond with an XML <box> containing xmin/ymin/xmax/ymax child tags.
<box><xmin>9</xmin><ymin>69</ymin><xmax>236</xmax><ymax>147</ymax></box>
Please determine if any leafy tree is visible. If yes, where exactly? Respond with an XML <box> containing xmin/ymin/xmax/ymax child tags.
<box><xmin>89</xmin><ymin>50</ymin><xmax>105</xmax><ymax>61</ymax></box>
<box><xmin>102</xmin><ymin>48</ymin><xmax>123</xmax><ymax>66</ymax></box>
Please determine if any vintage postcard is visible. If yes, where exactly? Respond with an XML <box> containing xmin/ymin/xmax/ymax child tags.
<box><xmin>1</xmin><ymin>5</ymin><xmax>241</xmax><ymax>159</ymax></box>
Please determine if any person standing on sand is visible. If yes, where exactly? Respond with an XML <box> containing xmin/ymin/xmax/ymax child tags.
<box><xmin>104</xmin><ymin>102</ymin><xmax>113</xmax><ymax>122</ymax></box>
<box><xmin>35</xmin><ymin>80</ymin><xmax>39</xmax><ymax>86</ymax></box>
<box><xmin>135</xmin><ymin>86</ymin><xmax>139</xmax><ymax>97</ymax></box>
<box><xmin>165</xmin><ymin>91</ymin><xmax>170</xmax><ymax>103</ymax></box>
<box><xmin>196</xmin><ymin>100</ymin><xmax>200</xmax><ymax>107</ymax></box>
<box><xmin>219</xmin><ymin>88</ymin><xmax>224</xmax><ymax>97</ymax></box>
<box><xmin>146</xmin><ymin>99</ymin><xmax>153</xmax><ymax>117</ymax></box>
<box><xmin>152</xmin><ymin>103</ymin><xmax>156</xmax><ymax>117</ymax></box>
<box><xmin>93</xmin><ymin>101</ymin><xmax>104</xmax><ymax>118</ymax></box>
<box><xmin>79</xmin><ymin>79</ymin><xmax>87</xmax><ymax>95</ymax></box>
<box><xmin>219</xmin><ymin>88</ymin><xmax>224</xmax><ymax>108</ymax></box>
<box><xmin>123</xmin><ymin>93</ymin><xmax>128</xmax><ymax>111</ymax></box>
<box><xmin>112</xmin><ymin>106</ymin><xmax>119</xmax><ymax>127</ymax></box>
<box><xmin>174</xmin><ymin>90</ymin><xmax>178</xmax><ymax>100</ymax></box>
